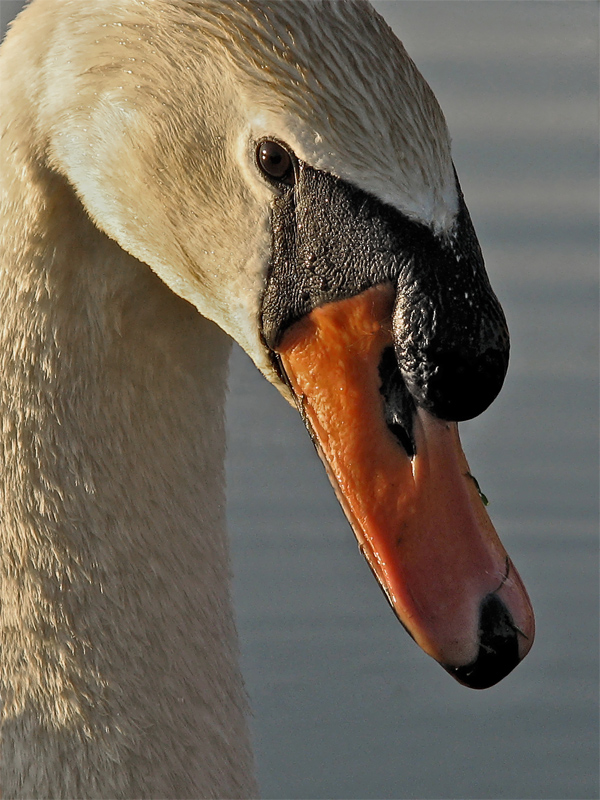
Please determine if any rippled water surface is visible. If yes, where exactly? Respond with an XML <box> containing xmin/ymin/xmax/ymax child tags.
<box><xmin>2</xmin><ymin>2</ymin><xmax>598</xmax><ymax>798</ymax></box>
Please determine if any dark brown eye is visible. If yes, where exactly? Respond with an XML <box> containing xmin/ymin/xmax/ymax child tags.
<box><xmin>257</xmin><ymin>140</ymin><xmax>295</xmax><ymax>185</ymax></box>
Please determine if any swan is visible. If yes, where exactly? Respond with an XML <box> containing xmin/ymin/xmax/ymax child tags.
<box><xmin>0</xmin><ymin>0</ymin><xmax>535</xmax><ymax>796</ymax></box>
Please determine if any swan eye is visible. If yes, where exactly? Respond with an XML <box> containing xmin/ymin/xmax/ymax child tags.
<box><xmin>256</xmin><ymin>140</ymin><xmax>295</xmax><ymax>186</ymax></box>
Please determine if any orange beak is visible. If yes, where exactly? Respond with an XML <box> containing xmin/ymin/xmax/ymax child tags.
<box><xmin>274</xmin><ymin>283</ymin><xmax>534</xmax><ymax>688</ymax></box>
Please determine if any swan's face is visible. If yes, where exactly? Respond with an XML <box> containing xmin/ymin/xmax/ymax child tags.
<box><xmin>43</xmin><ymin>0</ymin><xmax>533</xmax><ymax>687</ymax></box>
<box><xmin>45</xmin><ymin>0</ymin><xmax>459</xmax><ymax>380</ymax></box>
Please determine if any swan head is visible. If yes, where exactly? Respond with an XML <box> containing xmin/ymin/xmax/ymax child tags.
<box><xmin>35</xmin><ymin>0</ymin><xmax>533</xmax><ymax>687</ymax></box>
<box><xmin>41</xmin><ymin>0</ymin><xmax>456</xmax><ymax>378</ymax></box>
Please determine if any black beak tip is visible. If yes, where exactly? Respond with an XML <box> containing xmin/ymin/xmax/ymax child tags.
<box><xmin>443</xmin><ymin>593</ymin><xmax>522</xmax><ymax>690</ymax></box>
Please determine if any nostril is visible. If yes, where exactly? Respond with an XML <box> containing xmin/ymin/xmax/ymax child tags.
<box><xmin>387</xmin><ymin>422</ymin><xmax>415</xmax><ymax>457</ymax></box>
<box><xmin>444</xmin><ymin>593</ymin><xmax>520</xmax><ymax>689</ymax></box>
<box><xmin>406</xmin><ymin>346</ymin><xmax>508</xmax><ymax>422</ymax></box>
<box><xmin>378</xmin><ymin>347</ymin><xmax>416</xmax><ymax>457</ymax></box>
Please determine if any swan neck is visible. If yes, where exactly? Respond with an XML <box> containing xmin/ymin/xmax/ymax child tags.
<box><xmin>0</xmin><ymin>145</ymin><xmax>256</xmax><ymax>796</ymax></box>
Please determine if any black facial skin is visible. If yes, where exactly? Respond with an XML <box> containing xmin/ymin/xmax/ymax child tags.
<box><xmin>260</xmin><ymin>156</ymin><xmax>509</xmax><ymax>425</ymax></box>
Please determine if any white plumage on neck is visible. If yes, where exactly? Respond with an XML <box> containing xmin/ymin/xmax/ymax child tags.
<box><xmin>0</xmin><ymin>163</ymin><xmax>255</xmax><ymax>795</ymax></box>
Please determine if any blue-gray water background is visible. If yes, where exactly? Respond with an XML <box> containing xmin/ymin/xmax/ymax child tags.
<box><xmin>1</xmin><ymin>1</ymin><xmax>598</xmax><ymax>798</ymax></box>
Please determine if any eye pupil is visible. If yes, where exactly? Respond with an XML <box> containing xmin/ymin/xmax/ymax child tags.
<box><xmin>257</xmin><ymin>140</ymin><xmax>294</xmax><ymax>185</ymax></box>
